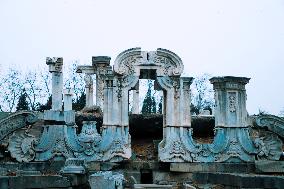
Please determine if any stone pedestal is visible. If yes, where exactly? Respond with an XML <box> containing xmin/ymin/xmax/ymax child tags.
<box><xmin>206</xmin><ymin>76</ymin><xmax>256</xmax><ymax>162</ymax></box>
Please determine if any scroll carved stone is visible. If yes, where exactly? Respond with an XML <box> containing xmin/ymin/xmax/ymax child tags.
<box><xmin>0</xmin><ymin>111</ymin><xmax>38</xmax><ymax>142</ymax></box>
<box><xmin>8</xmin><ymin>129</ymin><xmax>37</xmax><ymax>162</ymax></box>
<box><xmin>255</xmin><ymin>114</ymin><xmax>284</xmax><ymax>138</ymax></box>
<box><xmin>253</xmin><ymin>132</ymin><xmax>282</xmax><ymax>161</ymax></box>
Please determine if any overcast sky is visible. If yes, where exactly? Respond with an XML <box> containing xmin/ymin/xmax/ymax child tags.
<box><xmin>0</xmin><ymin>0</ymin><xmax>284</xmax><ymax>115</ymax></box>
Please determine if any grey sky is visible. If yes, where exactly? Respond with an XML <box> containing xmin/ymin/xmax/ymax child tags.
<box><xmin>0</xmin><ymin>0</ymin><xmax>284</xmax><ymax>115</ymax></box>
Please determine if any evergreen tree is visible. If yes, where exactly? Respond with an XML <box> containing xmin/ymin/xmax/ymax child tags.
<box><xmin>16</xmin><ymin>89</ymin><xmax>30</xmax><ymax>111</ymax></box>
<box><xmin>158</xmin><ymin>97</ymin><xmax>163</xmax><ymax>114</ymax></box>
<box><xmin>36</xmin><ymin>95</ymin><xmax>52</xmax><ymax>112</ymax></box>
<box><xmin>72</xmin><ymin>92</ymin><xmax>86</xmax><ymax>111</ymax></box>
<box><xmin>142</xmin><ymin>80</ymin><xmax>157</xmax><ymax>114</ymax></box>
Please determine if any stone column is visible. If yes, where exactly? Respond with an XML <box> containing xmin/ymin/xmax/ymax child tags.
<box><xmin>92</xmin><ymin>56</ymin><xmax>111</xmax><ymax>109</ymax></box>
<box><xmin>210</xmin><ymin>76</ymin><xmax>250</xmax><ymax>128</ymax></box>
<box><xmin>180</xmin><ymin>77</ymin><xmax>193</xmax><ymax>127</ymax></box>
<box><xmin>132</xmin><ymin>82</ymin><xmax>139</xmax><ymax>114</ymax></box>
<box><xmin>132</xmin><ymin>90</ymin><xmax>139</xmax><ymax>114</ymax></box>
<box><xmin>46</xmin><ymin>57</ymin><xmax>63</xmax><ymax>111</ymax></box>
<box><xmin>63</xmin><ymin>88</ymin><xmax>74</xmax><ymax>111</ymax></box>
<box><xmin>84</xmin><ymin>74</ymin><xmax>93</xmax><ymax>107</ymax></box>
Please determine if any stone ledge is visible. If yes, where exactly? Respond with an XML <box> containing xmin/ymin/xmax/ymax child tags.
<box><xmin>170</xmin><ymin>162</ymin><xmax>255</xmax><ymax>173</ymax></box>
<box><xmin>193</xmin><ymin>172</ymin><xmax>284</xmax><ymax>189</ymax></box>
<box><xmin>255</xmin><ymin>161</ymin><xmax>284</xmax><ymax>173</ymax></box>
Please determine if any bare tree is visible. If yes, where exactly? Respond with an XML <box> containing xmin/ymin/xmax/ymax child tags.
<box><xmin>0</xmin><ymin>68</ymin><xmax>23</xmax><ymax>112</ymax></box>
<box><xmin>64</xmin><ymin>61</ymin><xmax>85</xmax><ymax>99</ymax></box>
<box><xmin>24</xmin><ymin>71</ymin><xmax>43</xmax><ymax>110</ymax></box>
<box><xmin>191</xmin><ymin>73</ymin><xmax>214</xmax><ymax>114</ymax></box>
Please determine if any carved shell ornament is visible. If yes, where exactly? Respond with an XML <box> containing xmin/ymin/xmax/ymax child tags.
<box><xmin>113</xmin><ymin>48</ymin><xmax>184</xmax><ymax>77</ymax></box>
<box><xmin>8</xmin><ymin>129</ymin><xmax>37</xmax><ymax>162</ymax></box>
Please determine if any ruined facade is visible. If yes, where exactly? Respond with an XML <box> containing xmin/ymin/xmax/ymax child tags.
<box><xmin>0</xmin><ymin>48</ymin><xmax>283</xmax><ymax>188</ymax></box>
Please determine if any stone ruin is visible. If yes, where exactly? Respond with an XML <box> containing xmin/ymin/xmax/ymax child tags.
<box><xmin>0</xmin><ymin>48</ymin><xmax>283</xmax><ymax>189</ymax></box>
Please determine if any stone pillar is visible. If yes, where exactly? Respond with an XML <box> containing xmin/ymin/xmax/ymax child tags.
<box><xmin>46</xmin><ymin>57</ymin><xmax>63</xmax><ymax>111</ymax></box>
<box><xmin>180</xmin><ymin>77</ymin><xmax>193</xmax><ymax>127</ymax></box>
<box><xmin>63</xmin><ymin>88</ymin><xmax>74</xmax><ymax>111</ymax></box>
<box><xmin>84</xmin><ymin>74</ymin><xmax>93</xmax><ymax>107</ymax></box>
<box><xmin>132</xmin><ymin>90</ymin><xmax>139</xmax><ymax>114</ymax></box>
<box><xmin>210</xmin><ymin>76</ymin><xmax>250</xmax><ymax>128</ymax></box>
<box><xmin>92</xmin><ymin>56</ymin><xmax>111</xmax><ymax>109</ymax></box>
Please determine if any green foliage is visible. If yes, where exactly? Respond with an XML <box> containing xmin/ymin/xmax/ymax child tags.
<box><xmin>142</xmin><ymin>80</ymin><xmax>157</xmax><ymax>114</ymax></box>
<box><xmin>16</xmin><ymin>89</ymin><xmax>30</xmax><ymax>111</ymax></box>
<box><xmin>72</xmin><ymin>92</ymin><xmax>86</xmax><ymax>111</ymax></box>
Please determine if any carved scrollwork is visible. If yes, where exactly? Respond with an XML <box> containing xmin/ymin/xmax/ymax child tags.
<box><xmin>8</xmin><ymin>129</ymin><xmax>37</xmax><ymax>162</ymax></box>
<box><xmin>100</xmin><ymin>126</ymin><xmax>131</xmax><ymax>162</ymax></box>
<box><xmin>0</xmin><ymin>111</ymin><xmax>38</xmax><ymax>142</ymax></box>
<box><xmin>255</xmin><ymin>114</ymin><xmax>284</xmax><ymax>138</ymax></box>
<box><xmin>113</xmin><ymin>48</ymin><xmax>184</xmax><ymax>77</ymax></box>
<box><xmin>228</xmin><ymin>92</ymin><xmax>237</xmax><ymax>113</ymax></box>
<box><xmin>73</xmin><ymin>121</ymin><xmax>103</xmax><ymax>161</ymax></box>
<box><xmin>35</xmin><ymin>125</ymin><xmax>74</xmax><ymax>161</ymax></box>
<box><xmin>253</xmin><ymin>130</ymin><xmax>282</xmax><ymax>160</ymax></box>
<box><xmin>113</xmin><ymin>48</ymin><xmax>141</xmax><ymax>76</ymax></box>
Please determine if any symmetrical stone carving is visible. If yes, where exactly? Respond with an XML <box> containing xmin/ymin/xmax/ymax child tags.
<box><xmin>113</xmin><ymin>48</ymin><xmax>184</xmax><ymax>77</ymax></box>
<box><xmin>7</xmin><ymin>49</ymin><xmax>282</xmax><ymax>164</ymax></box>
<box><xmin>160</xmin><ymin>76</ymin><xmax>264</xmax><ymax>162</ymax></box>
<box><xmin>70</xmin><ymin>121</ymin><xmax>102</xmax><ymax>161</ymax></box>
<box><xmin>35</xmin><ymin>125</ymin><xmax>74</xmax><ymax>161</ymax></box>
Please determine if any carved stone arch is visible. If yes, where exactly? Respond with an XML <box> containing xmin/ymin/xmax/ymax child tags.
<box><xmin>103</xmin><ymin>48</ymin><xmax>190</xmax><ymax>162</ymax></box>
<box><xmin>113</xmin><ymin>47</ymin><xmax>184</xmax><ymax>78</ymax></box>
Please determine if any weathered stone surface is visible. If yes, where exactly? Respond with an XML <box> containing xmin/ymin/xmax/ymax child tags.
<box><xmin>85</xmin><ymin>161</ymin><xmax>100</xmax><ymax>172</ymax></box>
<box><xmin>153</xmin><ymin>171</ymin><xmax>192</xmax><ymax>186</ymax></box>
<box><xmin>0</xmin><ymin>111</ymin><xmax>38</xmax><ymax>142</ymax></box>
<box><xmin>89</xmin><ymin>171</ymin><xmax>124</xmax><ymax>189</ymax></box>
<box><xmin>0</xmin><ymin>176</ymin><xmax>8</xmax><ymax>189</ymax></box>
<box><xmin>254</xmin><ymin>114</ymin><xmax>284</xmax><ymax>138</ymax></box>
<box><xmin>61</xmin><ymin>158</ymin><xmax>85</xmax><ymax>174</ymax></box>
<box><xmin>35</xmin><ymin>125</ymin><xmax>75</xmax><ymax>161</ymax></box>
<box><xmin>255</xmin><ymin>160</ymin><xmax>284</xmax><ymax>173</ymax></box>
<box><xmin>134</xmin><ymin>184</ymin><xmax>173</xmax><ymax>188</ymax></box>
<box><xmin>170</xmin><ymin>163</ymin><xmax>255</xmax><ymax>173</ymax></box>
<box><xmin>9</xmin><ymin>175</ymin><xmax>71</xmax><ymax>189</ymax></box>
<box><xmin>193</xmin><ymin>172</ymin><xmax>284</xmax><ymax>189</ymax></box>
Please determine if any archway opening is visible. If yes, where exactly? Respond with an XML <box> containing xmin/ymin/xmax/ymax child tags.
<box><xmin>129</xmin><ymin>69</ymin><xmax>164</xmax><ymax>161</ymax></box>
